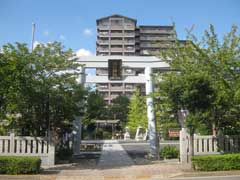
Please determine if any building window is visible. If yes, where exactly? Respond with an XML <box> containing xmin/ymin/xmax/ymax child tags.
<box><xmin>108</xmin><ymin>59</ymin><xmax>122</xmax><ymax>80</ymax></box>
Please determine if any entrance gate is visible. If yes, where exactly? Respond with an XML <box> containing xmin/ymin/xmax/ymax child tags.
<box><xmin>73</xmin><ymin>56</ymin><xmax>170</xmax><ymax>159</ymax></box>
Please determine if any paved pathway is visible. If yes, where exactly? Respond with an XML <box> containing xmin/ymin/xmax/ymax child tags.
<box><xmin>97</xmin><ymin>140</ymin><xmax>134</xmax><ymax>168</ymax></box>
<box><xmin>50</xmin><ymin>140</ymin><xmax>188</xmax><ymax>179</ymax></box>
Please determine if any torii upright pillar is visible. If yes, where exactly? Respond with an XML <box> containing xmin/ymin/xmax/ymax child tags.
<box><xmin>73</xmin><ymin>66</ymin><xmax>85</xmax><ymax>155</ymax></box>
<box><xmin>145</xmin><ymin>67</ymin><xmax>159</xmax><ymax>159</ymax></box>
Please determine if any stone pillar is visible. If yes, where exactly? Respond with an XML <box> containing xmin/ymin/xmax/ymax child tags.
<box><xmin>145</xmin><ymin>67</ymin><xmax>159</xmax><ymax>159</ymax></box>
<box><xmin>9</xmin><ymin>133</ymin><xmax>15</xmax><ymax>154</ymax></box>
<box><xmin>48</xmin><ymin>131</ymin><xmax>55</xmax><ymax>165</ymax></box>
<box><xmin>73</xmin><ymin>116</ymin><xmax>82</xmax><ymax>155</ymax></box>
<box><xmin>180</xmin><ymin>128</ymin><xmax>189</xmax><ymax>164</ymax></box>
<box><xmin>78</xmin><ymin>66</ymin><xmax>86</xmax><ymax>84</ymax></box>
<box><xmin>73</xmin><ymin>66</ymin><xmax>85</xmax><ymax>155</ymax></box>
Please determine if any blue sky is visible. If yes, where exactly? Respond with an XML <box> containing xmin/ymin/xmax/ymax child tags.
<box><xmin>0</xmin><ymin>0</ymin><xmax>239</xmax><ymax>55</ymax></box>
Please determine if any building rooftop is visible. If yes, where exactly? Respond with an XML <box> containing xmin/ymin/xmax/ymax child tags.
<box><xmin>96</xmin><ymin>14</ymin><xmax>137</xmax><ymax>22</ymax></box>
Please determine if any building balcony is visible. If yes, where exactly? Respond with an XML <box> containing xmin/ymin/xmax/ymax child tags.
<box><xmin>98</xmin><ymin>32</ymin><xmax>109</xmax><ymax>37</ymax></box>
<box><xmin>124</xmin><ymin>85</ymin><xmax>135</xmax><ymax>91</ymax></box>
<box><xmin>110</xmin><ymin>25</ymin><xmax>124</xmax><ymax>30</ymax></box>
<box><xmin>110</xmin><ymin>33</ymin><xmax>123</xmax><ymax>37</ymax></box>
<box><xmin>97</xmin><ymin>25</ymin><xmax>110</xmax><ymax>30</ymax></box>
<box><xmin>97</xmin><ymin>40</ymin><xmax>109</xmax><ymax>44</ymax></box>
<box><xmin>140</xmin><ymin>43</ymin><xmax>173</xmax><ymax>48</ymax></box>
<box><xmin>124</xmin><ymin>33</ymin><xmax>135</xmax><ymax>37</ymax></box>
<box><xmin>124</xmin><ymin>40</ymin><xmax>135</xmax><ymax>45</ymax></box>
<box><xmin>110</xmin><ymin>47</ymin><xmax>123</xmax><ymax>52</ymax></box>
<box><xmin>97</xmin><ymin>87</ymin><xmax>109</xmax><ymax>91</ymax></box>
<box><xmin>110</xmin><ymin>85</ymin><xmax>124</xmax><ymax>91</ymax></box>
<box><xmin>140</xmin><ymin>36</ymin><xmax>175</xmax><ymax>41</ymax></box>
<box><xmin>97</xmin><ymin>47</ymin><xmax>109</xmax><ymax>52</ymax></box>
<box><xmin>124</xmin><ymin>47</ymin><xmax>135</xmax><ymax>52</ymax></box>
<box><xmin>139</xmin><ymin>29</ymin><xmax>174</xmax><ymax>34</ymax></box>
<box><xmin>124</xmin><ymin>25</ymin><xmax>135</xmax><ymax>30</ymax></box>
<box><xmin>110</xmin><ymin>40</ymin><xmax>123</xmax><ymax>44</ymax></box>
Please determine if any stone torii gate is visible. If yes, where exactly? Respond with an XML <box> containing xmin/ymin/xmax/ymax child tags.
<box><xmin>73</xmin><ymin>56</ymin><xmax>170</xmax><ymax>159</ymax></box>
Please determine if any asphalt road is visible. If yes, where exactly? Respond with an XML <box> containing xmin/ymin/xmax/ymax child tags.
<box><xmin>168</xmin><ymin>175</ymin><xmax>240</xmax><ymax>180</ymax></box>
<box><xmin>0</xmin><ymin>175</ymin><xmax>240</xmax><ymax>180</ymax></box>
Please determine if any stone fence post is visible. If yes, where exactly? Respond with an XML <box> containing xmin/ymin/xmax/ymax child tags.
<box><xmin>180</xmin><ymin>128</ymin><xmax>189</xmax><ymax>164</ymax></box>
<box><xmin>48</xmin><ymin>132</ymin><xmax>55</xmax><ymax>166</ymax></box>
<box><xmin>10</xmin><ymin>133</ymin><xmax>15</xmax><ymax>154</ymax></box>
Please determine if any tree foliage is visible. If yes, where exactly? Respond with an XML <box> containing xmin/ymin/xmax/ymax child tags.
<box><xmin>108</xmin><ymin>95</ymin><xmax>130</xmax><ymax>127</ymax></box>
<box><xmin>0</xmin><ymin>42</ymin><xmax>86</xmax><ymax>139</ymax></box>
<box><xmin>156</xmin><ymin>24</ymin><xmax>240</xmax><ymax>137</ymax></box>
<box><xmin>127</xmin><ymin>89</ymin><xmax>147</xmax><ymax>132</ymax></box>
<box><xmin>83</xmin><ymin>91</ymin><xmax>106</xmax><ymax>124</ymax></box>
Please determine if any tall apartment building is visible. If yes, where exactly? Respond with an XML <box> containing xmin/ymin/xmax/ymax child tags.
<box><xmin>96</xmin><ymin>15</ymin><xmax>138</xmax><ymax>56</ymax></box>
<box><xmin>96</xmin><ymin>14</ymin><xmax>177</xmax><ymax>56</ymax></box>
<box><xmin>95</xmin><ymin>14</ymin><xmax>183</xmax><ymax>104</ymax></box>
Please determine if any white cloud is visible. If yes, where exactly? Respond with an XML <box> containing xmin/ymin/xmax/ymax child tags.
<box><xmin>76</xmin><ymin>48</ymin><xmax>93</xmax><ymax>57</ymax></box>
<box><xmin>83</xmin><ymin>28</ymin><xmax>93</xmax><ymax>36</ymax></box>
<box><xmin>59</xmin><ymin>35</ymin><xmax>66</xmax><ymax>40</ymax></box>
<box><xmin>43</xmin><ymin>30</ymin><xmax>49</xmax><ymax>36</ymax></box>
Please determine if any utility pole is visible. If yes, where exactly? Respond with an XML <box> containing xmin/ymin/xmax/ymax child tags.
<box><xmin>31</xmin><ymin>23</ymin><xmax>36</xmax><ymax>52</ymax></box>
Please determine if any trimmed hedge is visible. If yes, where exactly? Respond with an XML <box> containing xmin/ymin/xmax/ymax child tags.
<box><xmin>0</xmin><ymin>156</ymin><xmax>41</xmax><ymax>174</ymax></box>
<box><xmin>192</xmin><ymin>154</ymin><xmax>240</xmax><ymax>171</ymax></box>
<box><xmin>160</xmin><ymin>145</ymin><xmax>179</xmax><ymax>159</ymax></box>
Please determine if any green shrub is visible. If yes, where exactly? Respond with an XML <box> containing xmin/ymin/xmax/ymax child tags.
<box><xmin>160</xmin><ymin>145</ymin><xmax>179</xmax><ymax>159</ymax></box>
<box><xmin>0</xmin><ymin>156</ymin><xmax>41</xmax><ymax>174</ymax></box>
<box><xmin>192</xmin><ymin>154</ymin><xmax>240</xmax><ymax>171</ymax></box>
<box><xmin>96</xmin><ymin>128</ymin><xmax>103</xmax><ymax>139</ymax></box>
<box><xmin>56</xmin><ymin>147</ymin><xmax>73</xmax><ymax>161</ymax></box>
<box><xmin>103</xmin><ymin>131</ymin><xmax>112</xmax><ymax>139</ymax></box>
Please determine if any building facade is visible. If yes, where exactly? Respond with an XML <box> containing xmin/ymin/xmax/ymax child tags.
<box><xmin>95</xmin><ymin>14</ymin><xmax>183</xmax><ymax>104</ymax></box>
<box><xmin>96</xmin><ymin>14</ymin><xmax>178</xmax><ymax>56</ymax></box>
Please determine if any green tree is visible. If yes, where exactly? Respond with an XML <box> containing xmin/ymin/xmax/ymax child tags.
<box><xmin>83</xmin><ymin>91</ymin><xmax>106</xmax><ymax>138</ymax></box>
<box><xmin>127</xmin><ymin>89</ymin><xmax>147</xmax><ymax>132</ymax></box>
<box><xmin>109</xmin><ymin>95</ymin><xmax>130</xmax><ymax>128</ymax></box>
<box><xmin>0</xmin><ymin>42</ymin><xmax>86</xmax><ymax>142</ymax></box>
<box><xmin>84</xmin><ymin>91</ymin><xmax>106</xmax><ymax>123</ymax></box>
<box><xmin>155</xmin><ymin>24</ymin><xmax>240</xmax><ymax>158</ymax></box>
